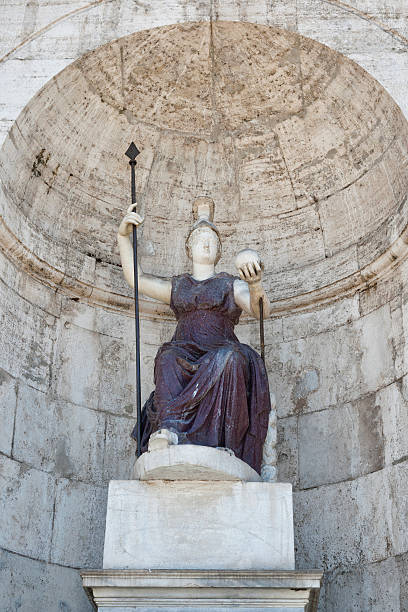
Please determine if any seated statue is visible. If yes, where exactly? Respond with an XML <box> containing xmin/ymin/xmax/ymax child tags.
<box><xmin>117</xmin><ymin>197</ymin><xmax>272</xmax><ymax>474</ymax></box>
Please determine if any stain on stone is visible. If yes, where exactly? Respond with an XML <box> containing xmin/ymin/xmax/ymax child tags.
<box><xmin>22</xmin><ymin>339</ymin><xmax>51</xmax><ymax>388</ymax></box>
<box><xmin>54</xmin><ymin>439</ymin><xmax>74</xmax><ymax>478</ymax></box>
<box><xmin>292</xmin><ymin>368</ymin><xmax>319</xmax><ymax>413</ymax></box>
<box><xmin>46</xmin><ymin>163</ymin><xmax>60</xmax><ymax>194</ymax></box>
<box><xmin>59</xmin><ymin>601</ymin><xmax>71</xmax><ymax>611</ymax></box>
<box><xmin>396</xmin><ymin>551</ymin><xmax>408</xmax><ymax>611</ymax></box>
<box><xmin>17</xmin><ymin>462</ymin><xmax>30</xmax><ymax>481</ymax></box>
<box><xmin>31</xmin><ymin>148</ymin><xmax>50</xmax><ymax>177</ymax></box>
<box><xmin>395</xmin><ymin>375</ymin><xmax>403</xmax><ymax>395</ymax></box>
<box><xmin>326</xmin><ymin>148</ymin><xmax>337</xmax><ymax>159</ymax></box>
<box><xmin>294</xmin><ymin>397</ymin><xmax>307</xmax><ymax>413</ymax></box>
<box><xmin>0</xmin><ymin>368</ymin><xmax>10</xmax><ymax>386</ymax></box>
<box><xmin>281</xmin><ymin>46</ymin><xmax>301</xmax><ymax>66</ymax></box>
<box><xmin>356</xmin><ymin>394</ymin><xmax>384</xmax><ymax>473</ymax></box>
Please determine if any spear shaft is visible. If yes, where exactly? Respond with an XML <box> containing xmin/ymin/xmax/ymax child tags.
<box><xmin>126</xmin><ymin>142</ymin><xmax>142</xmax><ymax>458</ymax></box>
<box><xmin>259</xmin><ymin>296</ymin><xmax>265</xmax><ymax>363</ymax></box>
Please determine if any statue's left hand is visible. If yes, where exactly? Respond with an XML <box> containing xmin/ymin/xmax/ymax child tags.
<box><xmin>234</xmin><ymin>249</ymin><xmax>269</xmax><ymax>318</ymax></box>
<box><xmin>238</xmin><ymin>260</ymin><xmax>263</xmax><ymax>284</ymax></box>
<box><xmin>235</xmin><ymin>249</ymin><xmax>264</xmax><ymax>284</ymax></box>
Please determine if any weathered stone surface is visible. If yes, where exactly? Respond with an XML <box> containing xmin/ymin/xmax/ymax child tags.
<box><xmin>397</xmin><ymin>550</ymin><xmax>408</xmax><ymax>612</ymax></box>
<box><xmin>0</xmin><ymin>276</ymin><xmax>56</xmax><ymax>392</ymax></box>
<box><xmin>359</xmin><ymin>305</ymin><xmax>396</xmax><ymax>393</ymax></box>
<box><xmin>359</xmin><ymin>266</ymin><xmax>403</xmax><ymax>317</ymax></box>
<box><xmin>2</xmin><ymin>21</ymin><xmax>408</xmax><ymax>314</ymax></box>
<box><xmin>13</xmin><ymin>383</ymin><xmax>105</xmax><ymax>483</ymax></box>
<box><xmin>298</xmin><ymin>394</ymin><xmax>385</xmax><ymax>489</ymax></box>
<box><xmin>297</xmin><ymin>0</ymin><xmax>408</xmax><ymax>115</ymax></box>
<box><xmin>323</xmin><ymin>556</ymin><xmax>400</xmax><ymax>612</ymax></box>
<box><xmin>378</xmin><ymin>381</ymin><xmax>408</xmax><ymax>467</ymax></box>
<box><xmin>51</xmin><ymin>318</ymin><xmax>141</xmax><ymax>415</ymax></box>
<box><xmin>51</xmin><ymin>478</ymin><xmax>108</xmax><ymax>568</ymax></box>
<box><xmin>103</xmin><ymin>414</ymin><xmax>135</xmax><ymax>482</ymax></box>
<box><xmin>276</xmin><ymin>416</ymin><xmax>299</xmax><ymax>487</ymax></box>
<box><xmin>103</xmin><ymin>481</ymin><xmax>295</xmax><ymax>570</ymax></box>
<box><xmin>235</xmin><ymin>316</ymin><xmax>283</xmax><ymax>349</ymax></box>
<box><xmin>51</xmin><ymin>320</ymin><xmax>103</xmax><ymax>411</ymax></box>
<box><xmin>0</xmin><ymin>456</ymin><xmax>55</xmax><ymax>561</ymax></box>
<box><xmin>0</xmin><ymin>548</ymin><xmax>93</xmax><ymax>612</ymax></box>
<box><xmin>390</xmin><ymin>462</ymin><xmax>408</xmax><ymax>557</ymax></box>
<box><xmin>281</xmin><ymin>297</ymin><xmax>359</xmax><ymax>341</ymax></box>
<box><xmin>268</xmin><ymin>302</ymin><xmax>396</xmax><ymax>419</ymax></box>
<box><xmin>0</xmin><ymin>248</ymin><xmax>62</xmax><ymax>318</ymax></box>
<box><xmin>0</xmin><ymin>367</ymin><xmax>17</xmax><ymax>456</ymax></box>
<box><xmin>294</xmin><ymin>468</ymin><xmax>393</xmax><ymax>572</ymax></box>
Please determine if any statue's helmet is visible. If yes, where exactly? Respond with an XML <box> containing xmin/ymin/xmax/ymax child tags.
<box><xmin>185</xmin><ymin>197</ymin><xmax>222</xmax><ymax>264</ymax></box>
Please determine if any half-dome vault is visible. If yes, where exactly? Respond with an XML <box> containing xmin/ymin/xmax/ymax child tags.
<box><xmin>1</xmin><ymin>21</ymin><xmax>407</xmax><ymax>317</ymax></box>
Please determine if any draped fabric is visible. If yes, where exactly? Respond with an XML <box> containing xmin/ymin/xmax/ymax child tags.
<box><xmin>132</xmin><ymin>272</ymin><xmax>271</xmax><ymax>474</ymax></box>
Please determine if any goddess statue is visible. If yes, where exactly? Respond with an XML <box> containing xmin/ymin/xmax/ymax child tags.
<box><xmin>117</xmin><ymin>197</ymin><xmax>272</xmax><ymax>474</ymax></box>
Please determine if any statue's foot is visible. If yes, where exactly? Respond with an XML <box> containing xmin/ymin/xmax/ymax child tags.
<box><xmin>148</xmin><ymin>429</ymin><xmax>179</xmax><ymax>452</ymax></box>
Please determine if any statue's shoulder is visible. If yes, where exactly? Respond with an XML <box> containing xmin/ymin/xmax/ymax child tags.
<box><xmin>171</xmin><ymin>272</ymin><xmax>190</xmax><ymax>284</ymax></box>
<box><xmin>216</xmin><ymin>271</ymin><xmax>239</xmax><ymax>284</ymax></box>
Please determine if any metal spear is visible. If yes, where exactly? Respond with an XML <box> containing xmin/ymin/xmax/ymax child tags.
<box><xmin>125</xmin><ymin>141</ymin><xmax>142</xmax><ymax>457</ymax></box>
<box><xmin>259</xmin><ymin>297</ymin><xmax>265</xmax><ymax>363</ymax></box>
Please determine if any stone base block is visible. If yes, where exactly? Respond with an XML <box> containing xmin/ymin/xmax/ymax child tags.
<box><xmin>103</xmin><ymin>481</ymin><xmax>295</xmax><ymax>571</ymax></box>
<box><xmin>81</xmin><ymin>569</ymin><xmax>323</xmax><ymax>611</ymax></box>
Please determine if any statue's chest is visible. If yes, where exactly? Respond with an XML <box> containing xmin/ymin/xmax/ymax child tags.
<box><xmin>175</xmin><ymin>278</ymin><xmax>228</xmax><ymax>311</ymax></box>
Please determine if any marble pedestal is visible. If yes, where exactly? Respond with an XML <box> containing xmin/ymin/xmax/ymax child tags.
<box><xmin>103</xmin><ymin>479</ymin><xmax>295</xmax><ymax>571</ymax></box>
<box><xmin>82</xmin><ymin>446</ymin><xmax>322</xmax><ymax>610</ymax></box>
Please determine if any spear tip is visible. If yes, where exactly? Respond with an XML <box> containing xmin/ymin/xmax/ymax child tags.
<box><xmin>125</xmin><ymin>141</ymin><xmax>141</xmax><ymax>161</ymax></box>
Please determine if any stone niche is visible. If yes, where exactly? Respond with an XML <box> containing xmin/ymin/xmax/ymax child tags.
<box><xmin>1</xmin><ymin>18</ymin><xmax>408</xmax><ymax>612</ymax></box>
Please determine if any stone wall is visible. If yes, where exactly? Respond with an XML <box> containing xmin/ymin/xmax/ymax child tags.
<box><xmin>272</xmin><ymin>270</ymin><xmax>408</xmax><ymax>610</ymax></box>
<box><xmin>0</xmin><ymin>2</ymin><xmax>408</xmax><ymax>611</ymax></box>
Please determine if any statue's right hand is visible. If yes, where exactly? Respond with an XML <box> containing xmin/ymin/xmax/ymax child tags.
<box><xmin>118</xmin><ymin>203</ymin><xmax>145</xmax><ymax>236</ymax></box>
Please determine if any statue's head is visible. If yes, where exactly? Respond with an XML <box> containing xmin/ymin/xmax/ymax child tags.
<box><xmin>185</xmin><ymin>197</ymin><xmax>222</xmax><ymax>265</ymax></box>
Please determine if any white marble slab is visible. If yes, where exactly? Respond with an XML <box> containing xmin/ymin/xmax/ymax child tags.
<box><xmin>103</xmin><ymin>480</ymin><xmax>295</xmax><ymax>570</ymax></box>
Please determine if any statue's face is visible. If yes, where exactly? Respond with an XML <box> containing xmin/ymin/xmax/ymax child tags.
<box><xmin>189</xmin><ymin>227</ymin><xmax>220</xmax><ymax>265</ymax></box>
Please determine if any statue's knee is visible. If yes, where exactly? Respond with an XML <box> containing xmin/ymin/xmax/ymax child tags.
<box><xmin>225</xmin><ymin>346</ymin><xmax>246</xmax><ymax>370</ymax></box>
<box><xmin>156</xmin><ymin>349</ymin><xmax>176</xmax><ymax>371</ymax></box>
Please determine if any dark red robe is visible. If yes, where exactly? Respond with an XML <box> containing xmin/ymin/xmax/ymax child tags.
<box><xmin>132</xmin><ymin>272</ymin><xmax>271</xmax><ymax>474</ymax></box>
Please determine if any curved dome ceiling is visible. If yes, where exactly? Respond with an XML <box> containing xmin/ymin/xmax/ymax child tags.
<box><xmin>1</xmin><ymin>21</ymin><xmax>408</xmax><ymax>314</ymax></box>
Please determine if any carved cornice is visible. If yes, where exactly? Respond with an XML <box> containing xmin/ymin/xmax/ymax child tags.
<box><xmin>81</xmin><ymin>568</ymin><xmax>324</xmax><ymax>584</ymax></box>
<box><xmin>1</xmin><ymin>214</ymin><xmax>408</xmax><ymax>319</ymax></box>
<box><xmin>81</xmin><ymin>569</ymin><xmax>323</xmax><ymax>611</ymax></box>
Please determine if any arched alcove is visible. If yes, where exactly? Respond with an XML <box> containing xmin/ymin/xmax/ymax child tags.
<box><xmin>1</xmin><ymin>21</ymin><xmax>408</xmax><ymax>611</ymax></box>
<box><xmin>2</xmin><ymin>21</ymin><xmax>408</xmax><ymax>314</ymax></box>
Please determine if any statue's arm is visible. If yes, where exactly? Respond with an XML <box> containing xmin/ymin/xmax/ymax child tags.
<box><xmin>233</xmin><ymin>261</ymin><xmax>271</xmax><ymax>319</ymax></box>
<box><xmin>118</xmin><ymin>207</ymin><xmax>172</xmax><ymax>305</ymax></box>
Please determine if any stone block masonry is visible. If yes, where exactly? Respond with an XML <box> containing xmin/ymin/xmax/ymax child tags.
<box><xmin>1</xmin><ymin>2</ymin><xmax>408</xmax><ymax>611</ymax></box>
